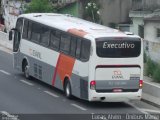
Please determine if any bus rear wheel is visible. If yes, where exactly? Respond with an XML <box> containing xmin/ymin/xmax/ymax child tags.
<box><xmin>64</xmin><ymin>80</ymin><xmax>72</xmax><ymax>99</ymax></box>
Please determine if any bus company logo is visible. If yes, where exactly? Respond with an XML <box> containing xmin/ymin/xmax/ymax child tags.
<box><xmin>29</xmin><ymin>48</ymin><xmax>42</xmax><ymax>59</ymax></box>
<box><xmin>112</xmin><ymin>70</ymin><xmax>124</xmax><ymax>79</ymax></box>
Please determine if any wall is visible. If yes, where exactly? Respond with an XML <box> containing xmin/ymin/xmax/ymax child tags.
<box><xmin>144</xmin><ymin>21</ymin><xmax>160</xmax><ymax>42</ymax></box>
<box><xmin>144</xmin><ymin>21</ymin><xmax>160</xmax><ymax>63</ymax></box>
<box><xmin>142</xmin><ymin>0</ymin><xmax>160</xmax><ymax>10</ymax></box>
<box><xmin>130</xmin><ymin>17</ymin><xmax>144</xmax><ymax>35</ymax></box>
<box><xmin>97</xmin><ymin>0</ymin><xmax>132</xmax><ymax>25</ymax></box>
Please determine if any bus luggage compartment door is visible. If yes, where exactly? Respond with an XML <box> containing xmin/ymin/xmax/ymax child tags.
<box><xmin>95</xmin><ymin>67</ymin><xmax>140</xmax><ymax>93</ymax></box>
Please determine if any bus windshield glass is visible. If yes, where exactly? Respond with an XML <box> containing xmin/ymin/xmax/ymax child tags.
<box><xmin>96</xmin><ymin>38</ymin><xmax>141</xmax><ymax>58</ymax></box>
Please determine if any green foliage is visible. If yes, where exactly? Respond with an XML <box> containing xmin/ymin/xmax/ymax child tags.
<box><xmin>108</xmin><ymin>22</ymin><xmax>117</xmax><ymax>29</ymax></box>
<box><xmin>153</xmin><ymin>65</ymin><xmax>160</xmax><ymax>83</ymax></box>
<box><xmin>144</xmin><ymin>52</ymin><xmax>147</xmax><ymax>63</ymax></box>
<box><xmin>84</xmin><ymin>0</ymin><xmax>100</xmax><ymax>23</ymax></box>
<box><xmin>24</xmin><ymin>0</ymin><xmax>54</xmax><ymax>13</ymax></box>
<box><xmin>145</xmin><ymin>56</ymin><xmax>160</xmax><ymax>83</ymax></box>
<box><xmin>146</xmin><ymin>57</ymin><xmax>156</xmax><ymax>77</ymax></box>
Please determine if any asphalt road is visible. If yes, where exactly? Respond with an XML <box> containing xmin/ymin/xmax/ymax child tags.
<box><xmin>0</xmin><ymin>46</ymin><xmax>159</xmax><ymax>120</ymax></box>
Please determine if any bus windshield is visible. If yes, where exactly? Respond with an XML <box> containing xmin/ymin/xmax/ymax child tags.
<box><xmin>96</xmin><ymin>38</ymin><xmax>141</xmax><ymax>58</ymax></box>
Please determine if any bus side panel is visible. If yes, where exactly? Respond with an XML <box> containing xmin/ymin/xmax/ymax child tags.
<box><xmin>16</xmin><ymin>52</ymin><xmax>54</xmax><ymax>85</ymax></box>
<box><xmin>70</xmin><ymin>60</ymin><xmax>89</xmax><ymax>100</ymax></box>
<box><xmin>54</xmin><ymin>75</ymin><xmax>64</xmax><ymax>91</ymax></box>
<box><xmin>70</xmin><ymin>74</ymin><xmax>89</xmax><ymax>100</ymax></box>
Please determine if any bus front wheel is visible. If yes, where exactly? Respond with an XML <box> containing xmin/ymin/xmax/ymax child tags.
<box><xmin>23</xmin><ymin>62</ymin><xmax>30</xmax><ymax>79</ymax></box>
<box><xmin>64</xmin><ymin>80</ymin><xmax>72</xmax><ymax>99</ymax></box>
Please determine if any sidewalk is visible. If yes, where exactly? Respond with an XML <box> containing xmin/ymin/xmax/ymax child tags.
<box><xmin>0</xmin><ymin>31</ymin><xmax>13</xmax><ymax>50</ymax></box>
<box><xmin>0</xmin><ymin>31</ymin><xmax>160</xmax><ymax>107</ymax></box>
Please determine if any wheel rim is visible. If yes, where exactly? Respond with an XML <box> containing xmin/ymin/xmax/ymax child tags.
<box><xmin>24</xmin><ymin>66</ymin><xmax>29</xmax><ymax>78</ymax></box>
<box><xmin>66</xmin><ymin>83</ymin><xmax>70</xmax><ymax>97</ymax></box>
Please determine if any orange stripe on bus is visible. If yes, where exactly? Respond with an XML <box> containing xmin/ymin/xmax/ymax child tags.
<box><xmin>68</xmin><ymin>28</ymin><xmax>88</xmax><ymax>37</ymax></box>
<box><xmin>52</xmin><ymin>53</ymin><xmax>75</xmax><ymax>86</ymax></box>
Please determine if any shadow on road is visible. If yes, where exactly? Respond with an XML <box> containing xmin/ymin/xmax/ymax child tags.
<box><xmin>15</xmin><ymin>73</ymin><xmax>133</xmax><ymax>110</ymax></box>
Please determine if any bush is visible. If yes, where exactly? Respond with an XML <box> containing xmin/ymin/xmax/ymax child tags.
<box><xmin>146</xmin><ymin>57</ymin><xmax>156</xmax><ymax>77</ymax></box>
<box><xmin>144</xmin><ymin>52</ymin><xmax>147</xmax><ymax>63</ymax></box>
<box><xmin>153</xmin><ymin>65</ymin><xmax>160</xmax><ymax>83</ymax></box>
<box><xmin>24</xmin><ymin>0</ymin><xmax>55</xmax><ymax>13</ymax></box>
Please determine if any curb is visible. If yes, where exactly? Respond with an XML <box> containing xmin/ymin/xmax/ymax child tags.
<box><xmin>141</xmin><ymin>98</ymin><xmax>160</xmax><ymax>109</ymax></box>
<box><xmin>142</xmin><ymin>81</ymin><xmax>160</xmax><ymax>108</ymax></box>
<box><xmin>0</xmin><ymin>40</ymin><xmax>13</xmax><ymax>50</ymax></box>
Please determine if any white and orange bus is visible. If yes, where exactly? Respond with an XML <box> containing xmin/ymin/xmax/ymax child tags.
<box><xmin>9</xmin><ymin>13</ymin><xmax>143</xmax><ymax>102</ymax></box>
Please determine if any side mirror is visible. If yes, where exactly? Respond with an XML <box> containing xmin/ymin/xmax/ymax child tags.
<box><xmin>9</xmin><ymin>30</ymin><xmax>13</xmax><ymax>41</ymax></box>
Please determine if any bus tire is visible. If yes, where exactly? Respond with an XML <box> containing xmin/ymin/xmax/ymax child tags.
<box><xmin>23</xmin><ymin>62</ymin><xmax>30</xmax><ymax>79</ymax></box>
<box><xmin>64</xmin><ymin>80</ymin><xmax>72</xmax><ymax>99</ymax></box>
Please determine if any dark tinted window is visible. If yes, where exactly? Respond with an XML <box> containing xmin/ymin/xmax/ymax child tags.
<box><xmin>70</xmin><ymin>37</ymin><xmax>77</xmax><ymax>57</ymax></box>
<box><xmin>60</xmin><ymin>33</ymin><xmax>70</xmax><ymax>53</ymax></box>
<box><xmin>96</xmin><ymin>38</ymin><xmax>141</xmax><ymax>58</ymax></box>
<box><xmin>16</xmin><ymin>18</ymin><xmax>23</xmax><ymax>33</ymax></box>
<box><xmin>22</xmin><ymin>19</ymin><xmax>28</xmax><ymax>39</ymax></box>
<box><xmin>13</xmin><ymin>18</ymin><xmax>23</xmax><ymax>52</ymax></box>
<box><xmin>76</xmin><ymin>39</ymin><xmax>81</xmax><ymax>58</ymax></box>
<box><xmin>50</xmin><ymin>30</ymin><xmax>61</xmax><ymax>50</ymax></box>
<box><xmin>28</xmin><ymin>22</ymin><xmax>32</xmax><ymax>40</ymax></box>
<box><xmin>81</xmin><ymin>40</ymin><xmax>91</xmax><ymax>61</ymax></box>
<box><xmin>31</xmin><ymin>23</ymin><xmax>41</xmax><ymax>43</ymax></box>
<box><xmin>40</xmin><ymin>27</ymin><xmax>50</xmax><ymax>46</ymax></box>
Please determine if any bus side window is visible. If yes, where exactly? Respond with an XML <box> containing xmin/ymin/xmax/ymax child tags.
<box><xmin>40</xmin><ymin>26</ymin><xmax>50</xmax><ymax>46</ymax></box>
<box><xmin>22</xmin><ymin>19</ymin><xmax>28</xmax><ymax>39</ymax></box>
<box><xmin>76</xmin><ymin>39</ymin><xmax>82</xmax><ymax>59</ymax></box>
<box><xmin>28</xmin><ymin>21</ymin><xmax>32</xmax><ymax>40</ymax></box>
<box><xmin>13</xmin><ymin>18</ymin><xmax>23</xmax><ymax>52</ymax></box>
<box><xmin>31</xmin><ymin>23</ymin><xmax>41</xmax><ymax>43</ymax></box>
<box><xmin>70</xmin><ymin>37</ymin><xmax>77</xmax><ymax>57</ymax></box>
<box><xmin>60</xmin><ymin>33</ymin><xmax>70</xmax><ymax>54</ymax></box>
<box><xmin>16</xmin><ymin>18</ymin><xmax>23</xmax><ymax>33</ymax></box>
<box><xmin>50</xmin><ymin>30</ymin><xmax>61</xmax><ymax>50</ymax></box>
<box><xmin>81</xmin><ymin>40</ymin><xmax>91</xmax><ymax>61</ymax></box>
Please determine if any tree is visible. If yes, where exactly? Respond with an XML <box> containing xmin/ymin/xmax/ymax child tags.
<box><xmin>24</xmin><ymin>0</ymin><xmax>55</xmax><ymax>13</ymax></box>
<box><xmin>85</xmin><ymin>0</ymin><xmax>100</xmax><ymax>23</ymax></box>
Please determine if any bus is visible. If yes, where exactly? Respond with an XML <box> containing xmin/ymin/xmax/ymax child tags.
<box><xmin>9</xmin><ymin>13</ymin><xmax>143</xmax><ymax>102</ymax></box>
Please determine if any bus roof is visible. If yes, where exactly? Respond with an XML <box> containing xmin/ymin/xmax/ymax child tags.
<box><xmin>19</xmin><ymin>13</ymin><xmax>139</xmax><ymax>39</ymax></box>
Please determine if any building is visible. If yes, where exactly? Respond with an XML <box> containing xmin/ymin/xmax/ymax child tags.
<box><xmin>144</xmin><ymin>15</ymin><xmax>160</xmax><ymax>63</ymax></box>
<box><xmin>98</xmin><ymin>0</ymin><xmax>132</xmax><ymax>26</ymax></box>
<box><xmin>1</xmin><ymin>0</ymin><xmax>24</xmax><ymax>32</ymax></box>
<box><xmin>129</xmin><ymin>0</ymin><xmax>160</xmax><ymax>37</ymax></box>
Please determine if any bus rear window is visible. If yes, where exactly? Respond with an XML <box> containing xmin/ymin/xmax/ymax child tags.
<box><xmin>96</xmin><ymin>38</ymin><xmax>141</xmax><ymax>58</ymax></box>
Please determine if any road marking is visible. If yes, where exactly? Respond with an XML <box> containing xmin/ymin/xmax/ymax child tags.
<box><xmin>71</xmin><ymin>103</ymin><xmax>87</xmax><ymax>111</ymax></box>
<box><xmin>44</xmin><ymin>91</ymin><xmax>59</xmax><ymax>98</ymax></box>
<box><xmin>126</xmin><ymin>102</ymin><xmax>149</xmax><ymax>114</ymax></box>
<box><xmin>141</xmin><ymin>108</ymin><xmax>160</xmax><ymax>114</ymax></box>
<box><xmin>0</xmin><ymin>70</ymin><xmax>11</xmax><ymax>75</ymax></box>
<box><xmin>144</xmin><ymin>81</ymin><xmax>160</xmax><ymax>89</ymax></box>
<box><xmin>20</xmin><ymin>80</ymin><xmax>34</xmax><ymax>86</ymax></box>
<box><xmin>0</xmin><ymin>111</ymin><xmax>19</xmax><ymax>120</ymax></box>
<box><xmin>126</xmin><ymin>102</ymin><xmax>159</xmax><ymax>120</ymax></box>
